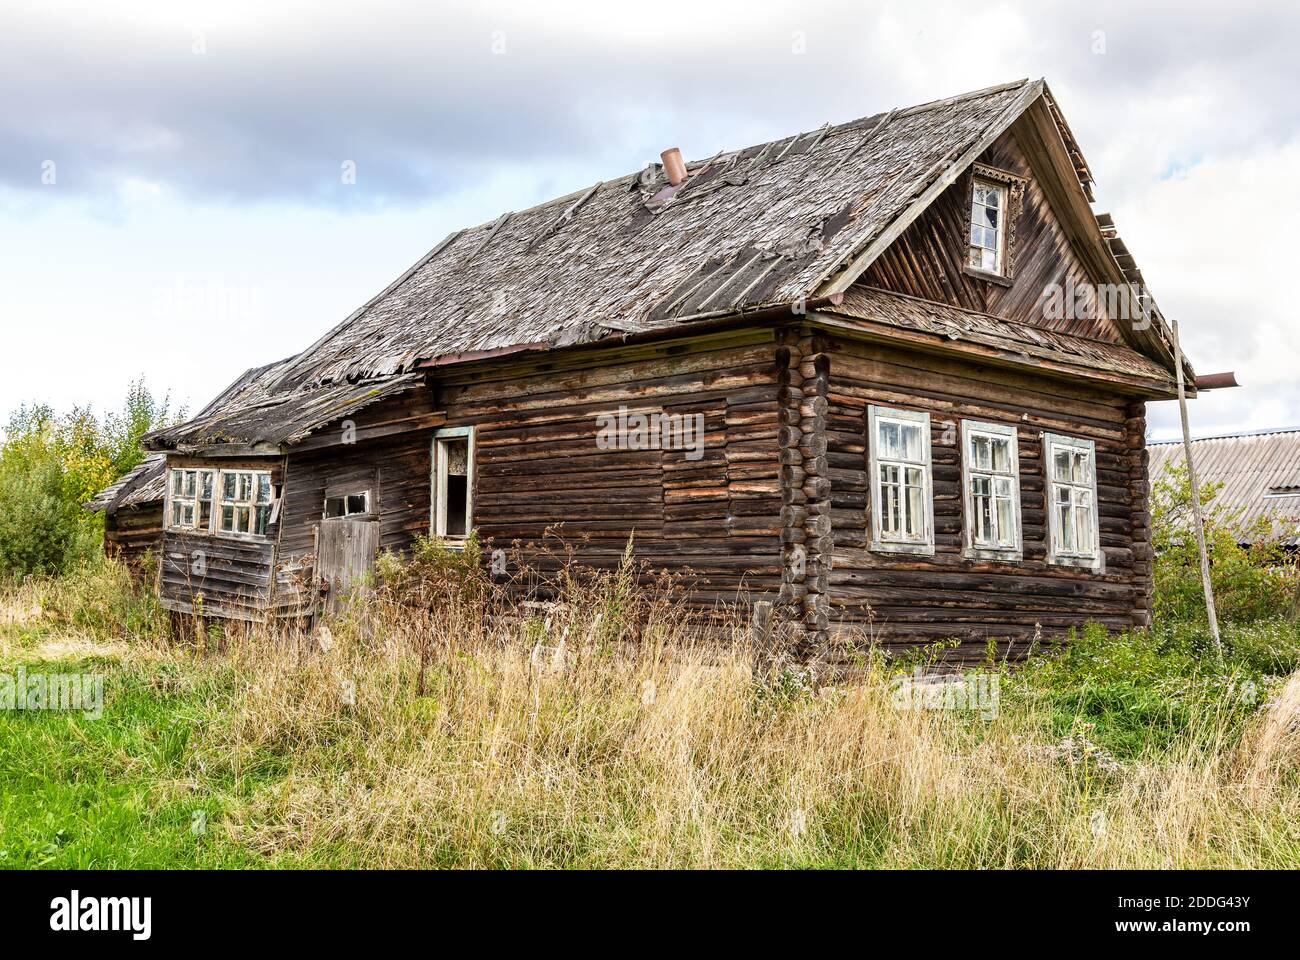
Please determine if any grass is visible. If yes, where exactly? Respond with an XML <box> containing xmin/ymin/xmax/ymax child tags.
<box><xmin>2</xmin><ymin>555</ymin><xmax>1300</xmax><ymax>869</ymax></box>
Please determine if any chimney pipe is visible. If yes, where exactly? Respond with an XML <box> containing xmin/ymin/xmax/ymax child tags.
<box><xmin>660</xmin><ymin>147</ymin><xmax>687</xmax><ymax>187</ymax></box>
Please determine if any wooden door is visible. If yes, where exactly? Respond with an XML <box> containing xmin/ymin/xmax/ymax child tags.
<box><xmin>316</xmin><ymin>518</ymin><xmax>380</xmax><ymax>611</ymax></box>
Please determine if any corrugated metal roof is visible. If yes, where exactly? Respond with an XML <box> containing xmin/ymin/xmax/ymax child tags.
<box><xmin>1149</xmin><ymin>429</ymin><xmax>1300</xmax><ymax>545</ymax></box>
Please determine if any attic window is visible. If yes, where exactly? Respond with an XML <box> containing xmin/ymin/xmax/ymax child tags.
<box><xmin>968</xmin><ymin>179</ymin><xmax>1006</xmax><ymax>274</ymax></box>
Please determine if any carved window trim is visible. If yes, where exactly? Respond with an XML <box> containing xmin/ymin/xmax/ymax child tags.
<box><xmin>963</xmin><ymin>163</ymin><xmax>1027</xmax><ymax>286</ymax></box>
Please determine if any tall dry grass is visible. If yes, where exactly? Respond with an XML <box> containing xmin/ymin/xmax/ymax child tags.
<box><xmin>179</xmin><ymin>546</ymin><xmax>1300</xmax><ymax>869</ymax></box>
<box><xmin>5</xmin><ymin>547</ymin><xmax>1298</xmax><ymax>868</ymax></box>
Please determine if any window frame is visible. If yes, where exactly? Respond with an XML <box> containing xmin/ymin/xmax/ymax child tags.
<box><xmin>867</xmin><ymin>405</ymin><xmax>934</xmax><ymax>556</ymax></box>
<box><xmin>165</xmin><ymin>467</ymin><xmax>216</xmax><ymax>532</ymax></box>
<box><xmin>967</xmin><ymin>177</ymin><xmax>1007</xmax><ymax>275</ymax></box>
<box><xmin>323</xmin><ymin>488</ymin><xmax>374</xmax><ymax>520</ymax></box>
<box><xmin>215</xmin><ymin>469</ymin><xmax>275</xmax><ymax>539</ymax></box>
<box><xmin>1043</xmin><ymin>432</ymin><xmax>1103</xmax><ymax>571</ymax></box>
<box><xmin>960</xmin><ymin>419</ymin><xmax>1023</xmax><ymax>561</ymax></box>
<box><xmin>431</xmin><ymin>426</ymin><xmax>475</xmax><ymax>544</ymax></box>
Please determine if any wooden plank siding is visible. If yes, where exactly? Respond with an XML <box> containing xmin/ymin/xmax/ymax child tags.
<box><xmin>861</xmin><ymin>129</ymin><xmax>1126</xmax><ymax>343</ymax></box>
<box><xmin>434</xmin><ymin>331</ymin><xmax>786</xmax><ymax>605</ymax></box>
<box><xmin>103</xmin><ymin>504</ymin><xmax>163</xmax><ymax>584</ymax></box>
<box><xmin>819</xmin><ymin>331</ymin><xmax>1152</xmax><ymax>661</ymax></box>
<box><xmin>159</xmin><ymin>529</ymin><xmax>276</xmax><ymax>622</ymax></box>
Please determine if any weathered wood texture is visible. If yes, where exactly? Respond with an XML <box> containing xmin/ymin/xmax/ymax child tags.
<box><xmin>317</xmin><ymin>519</ymin><xmax>382</xmax><ymax>611</ymax></box>
<box><xmin>159</xmin><ymin>530</ymin><xmax>275</xmax><ymax>622</ymax></box>
<box><xmin>822</xmin><ymin>332</ymin><xmax>1152</xmax><ymax>661</ymax></box>
<box><xmin>273</xmin><ymin>391</ymin><xmax>442</xmax><ymax>616</ymax></box>
<box><xmin>436</xmin><ymin>333</ymin><xmax>784</xmax><ymax>604</ymax></box>
<box><xmin>103</xmin><ymin>504</ymin><xmax>163</xmax><ymax>584</ymax></box>
<box><xmin>861</xmin><ymin>129</ymin><xmax>1124</xmax><ymax>343</ymax></box>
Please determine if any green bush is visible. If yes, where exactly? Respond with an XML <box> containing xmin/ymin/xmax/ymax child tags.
<box><xmin>1151</xmin><ymin>460</ymin><xmax>1296</xmax><ymax>624</ymax></box>
<box><xmin>0</xmin><ymin>382</ymin><xmax>180</xmax><ymax>579</ymax></box>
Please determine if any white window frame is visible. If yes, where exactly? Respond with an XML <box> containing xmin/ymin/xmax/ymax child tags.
<box><xmin>323</xmin><ymin>489</ymin><xmax>373</xmax><ymax>520</ymax></box>
<box><xmin>867</xmin><ymin>405</ymin><xmax>934</xmax><ymax>556</ymax></box>
<box><xmin>216</xmin><ymin>469</ymin><xmax>275</xmax><ymax>539</ymax></box>
<box><xmin>165</xmin><ymin>467</ymin><xmax>216</xmax><ymax>532</ymax></box>
<box><xmin>968</xmin><ymin>178</ymin><xmax>1007</xmax><ymax>275</ymax></box>
<box><xmin>961</xmin><ymin>420</ymin><xmax>1022</xmax><ymax>560</ymax></box>
<box><xmin>1043</xmin><ymin>433</ymin><xmax>1103</xmax><ymax>571</ymax></box>
<box><xmin>431</xmin><ymin>426</ymin><xmax>475</xmax><ymax>543</ymax></box>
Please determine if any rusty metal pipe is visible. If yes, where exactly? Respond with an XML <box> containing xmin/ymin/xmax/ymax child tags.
<box><xmin>1195</xmin><ymin>372</ymin><xmax>1239</xmax><ymax>390</ymax></box>
<box><xmin>660</xmin><ymin>147</ymin><xmax>687</xmax><ymax>186</ymax></box>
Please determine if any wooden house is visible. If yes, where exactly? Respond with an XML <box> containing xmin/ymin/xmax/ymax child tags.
<box><xmin>101</xmin><ymin>79</ymin><xmax>1200</xmax><ymax>658</ymax></box>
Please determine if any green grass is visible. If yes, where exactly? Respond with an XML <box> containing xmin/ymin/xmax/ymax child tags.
<box><xmin>3</xmin><ymin>561</ymin><xmax>1300</xmax><ymax>869</ymax></box>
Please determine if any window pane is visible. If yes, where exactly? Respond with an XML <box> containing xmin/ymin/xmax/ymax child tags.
<box><xmin>257</xmin><ymin>475</ymin><xmax>272</xmax><ymax>504</ymax></box>
<box><xmin>325</xmin><ymin>496</ymin><xmax>344</xmax><ymax>518</ymax></box>
<box><xmin>237</xmin><ymin>507</ymin><xmax>250</xmax><ymax>533</ymax></box>
<box><xmin>981</xmin><ymin>247</ymin><xmax>995</xmax><ymax>271</ymax></box>
<box><xmin>905</xmin><ymin>484</ymin><xmax>923</xmax><ymax>538</ymax></box>
<box><xmin>221</xmin><ymin>505</ymin><xmax>234</xmax><ymax>531</ymax></box>
<box><xmin>183</xmin><ymin>471</ymin><xmax>196</xmax><ymax>497</ymax></box>
<box><xmin>171</xmin><ymin>471</ymin><xmax>183</xmax><ymax>496</ymax></box>
<box><xmin>985</xmin><ymin>185</ymin><xmax>1001</xmax><ymax>207</ymax></box>
<box><xmin>1072</xmin><ymin>451</ymin><xmax>1089</xmax><ymax>484</ymax></box>
<box><xmin>171</xmin><ymin>502</ymin><xmax>184</xmax><ymax>526</ymax></box>
<box><xmin>1058</xmin><ymin>500</ymin><xmax>1075</xmax><ymax>552</ymax></box>
<box><xmin>880</xmin><ymin>463</ymin><xmax>899</xmax><ymax>486</ymax></box>
<box><xmin>994</xmin><ymin>476</ymin><xmax>1012</xmax><ymax>498</ymax></box>
<box><xmin>254</xmin><ymin>506</ymin><xmax>271</xmax><ymax>536</ymax></box>
<box><xmin>900</xmin><ymin>423</ymin><xmax>923</xmax><ymax>461</ymax></box>
<box><xmin>972</xmin><ymin>435</ymin><xmax>991</xmax><ymax>471</ymax></box>
<box><xmin>996</xmin><ymin>497</ymin><xmax>1014</xmax><ymax>546</ymax></box>
<box><xmin>347</xmin><ymin>493</ymin><xmax>367</xmax><ymax>515</ymax></box>
<box><xmin>1053</xmin><ymin>449</ymin><xmax>1072</xmax><ymax>482</ymax></box>
<box><xmin>223</xmin><ymin>474</ymin><xmax>236</xmax><ymax>500</ymax></box>
<box><xmin>199</xmin><ymin>499</ymin><xmax>212</xmax><ymax>528</ymax></box>
<box><xmin>200</xmin><ymin>471</ymin><xmax>213</xmax><ymax>499</ymax></box>
<box><xmin>878</xmin><ymin>421</ymin><xmax>901</xmax><ymax>458</ymax></box>
<box><xmin>237</xmin><ymin>474</ymin><xmax>252</xmax><ymax>502</ymax></box>
<box><xmin>991</xmin><ymin>437</ymin><xmax>1010</xmax><ymax>472</ymax></box>
<box><xmin>972</xmin><ymin>475</ymin><xmax>991</xmax><ymax>498</ymax></box>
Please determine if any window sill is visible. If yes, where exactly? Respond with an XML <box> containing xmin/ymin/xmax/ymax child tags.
<box><xmin>963</xmin><ymin>265</ymin><xmax>1013</xmax><ymax>288</ymax></box>
<box><xmin>870</xmin><ymin>539</ymin><xmax>935</xmax><ymax>557</ymax></box>
<box><xmin>1049</xmin><ymin>553</ymin><xmax>1103</xmax><ymax>572</ymax></box>
<box><xmin>963</xmin><ymin>546</ymin><xmax>1023</xmax><ymax>562</ymax></box>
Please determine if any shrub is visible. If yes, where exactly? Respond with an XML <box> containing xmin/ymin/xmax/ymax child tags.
<box><xmin>1151</xmin><ymin>460</ymin><xmax>1297</xmax><ymax>624</ymax></box>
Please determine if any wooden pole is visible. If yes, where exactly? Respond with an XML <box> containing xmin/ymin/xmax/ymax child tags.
<box><xmin>1171</xmin><ymin>317</ymin><xmax>1223</xmax><ymax>656</ymax></box>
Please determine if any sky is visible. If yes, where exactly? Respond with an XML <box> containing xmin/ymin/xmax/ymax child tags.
<box><xmin>2</xmin><ymin>0</ymin><xmax>1297</xmax><ymax>441</ymax></box>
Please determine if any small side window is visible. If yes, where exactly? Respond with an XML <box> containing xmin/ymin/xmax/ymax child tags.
<box><xmin>432</xmin><ymin>427</ymin><xmax>474</xmax><ymax>541</ymax></box>
<box><xmin>867</xmin><ymin>406</ymin><xmax>933</xmax><ymax>555</ymax></box>
<box><xmin>1043</xmin><ymin>433</ymin><xmax>1102</xmax><ymax>571</ymax></box>
<box><xmin>968</xmin><ymin>179</ymin><xmax>1006</xmax><ymax>274</ymax></box>
<box><xmin>324</xmin><ymin>490</ymin><xmax>371</xmax><ymax>519</ymax></box>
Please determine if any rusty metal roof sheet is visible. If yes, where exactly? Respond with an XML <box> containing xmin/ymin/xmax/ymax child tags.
<box><xmin>1149</xmin><ymin>428</ymin><xmax>1300</xmax><ymax>545</ymax></box>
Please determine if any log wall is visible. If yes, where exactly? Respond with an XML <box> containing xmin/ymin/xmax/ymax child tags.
<box><xmin>822</xmin><ymin>332</ymin><xmax>1152</xmax><ymax>661</ymax></box>
<box><xmin>435</xmin><ymin>331</ymin><xmax>785</xmax><ymax>606</ymax></box>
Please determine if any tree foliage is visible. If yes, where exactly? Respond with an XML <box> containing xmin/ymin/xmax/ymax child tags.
<box><xmin>0</xmin><ymin>381</ymin><xmax>182</xmax><ymax>578</ymax></box>
<box><xmin>1151</xmin><ymin>460</ymin><xmax>1297</xmax><ymax>624</ymax></box>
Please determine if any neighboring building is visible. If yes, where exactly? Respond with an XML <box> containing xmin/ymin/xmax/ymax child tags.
<box><xmin>86</xmin><ymin>453</ymin><xmax>167</xmax><ymax>581</ymax></box>
<box><xmin>1149</xmin><ymin>429</ymin><xmax>1300</xmax><ymax>548</ymax></box>
<box><xmin>97</xmin><ymin>79</ymin><xmax>1195</xmax><ymax>659</ymax></box>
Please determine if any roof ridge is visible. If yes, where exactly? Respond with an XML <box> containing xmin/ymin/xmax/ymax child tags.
<box><xmin>1150</xmin><ymin>426</ymin><xmax>1300</xmax><ymax>445</ymax></box>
